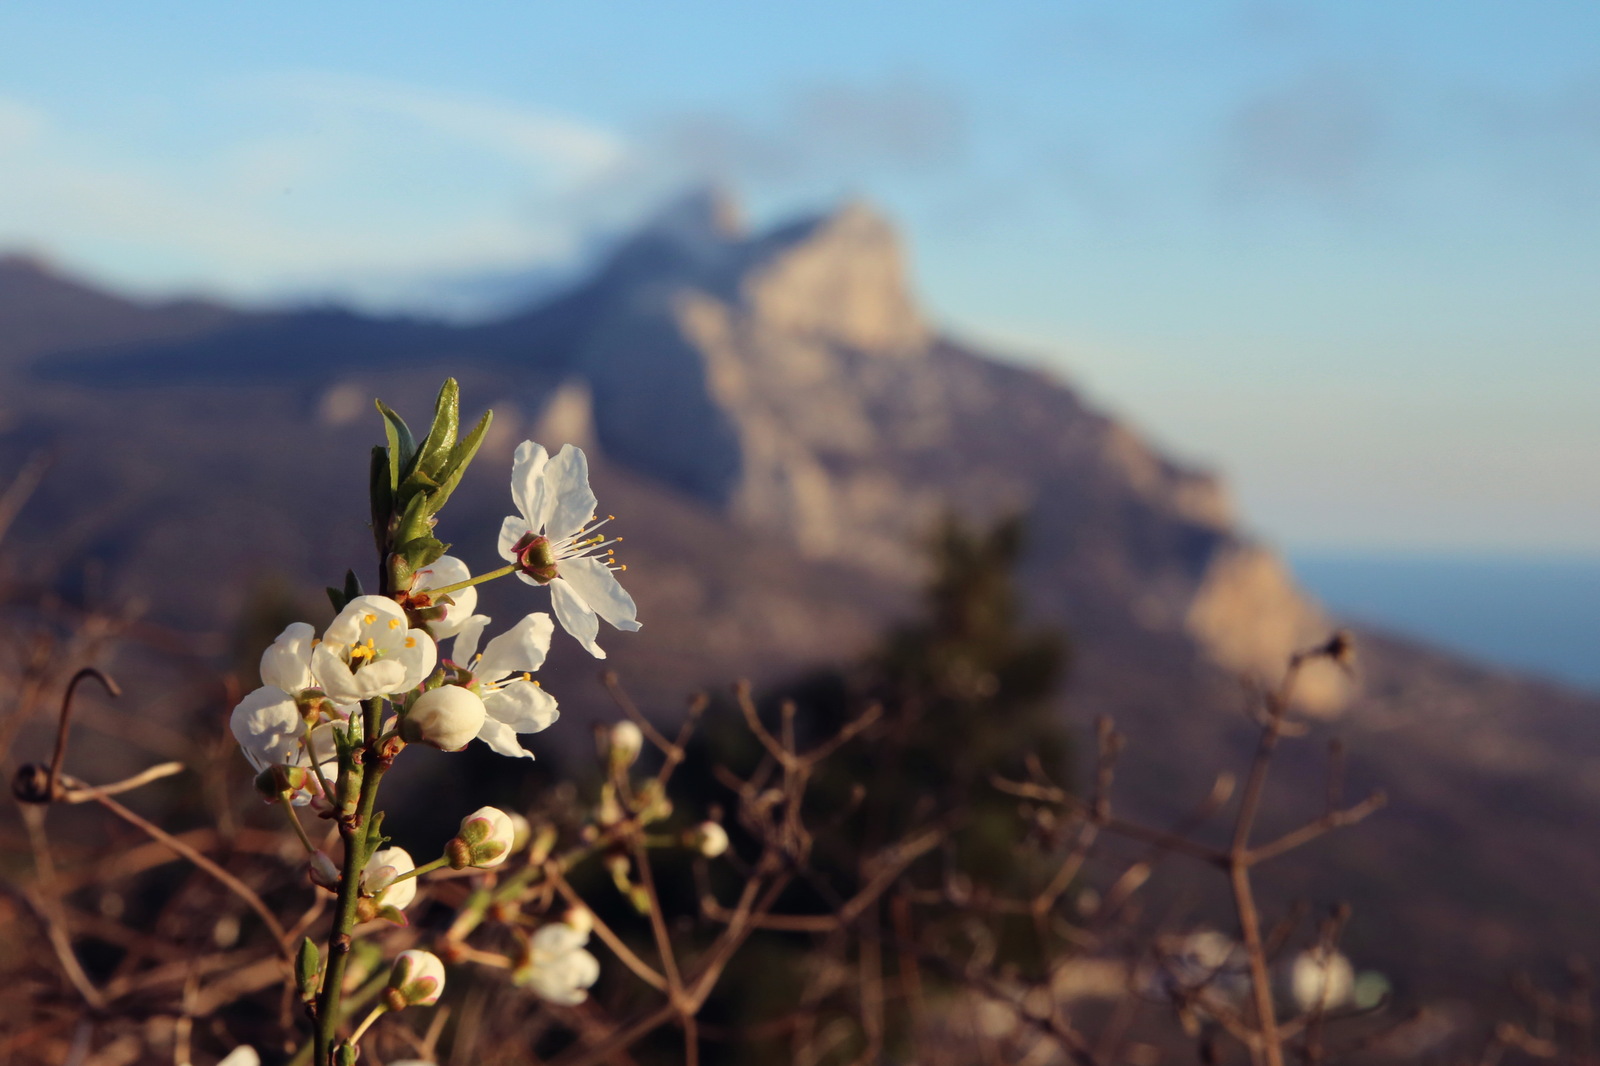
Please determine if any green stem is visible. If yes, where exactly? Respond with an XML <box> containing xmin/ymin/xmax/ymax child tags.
<box><xmin>313</xmin><ymin>698</ymin><xmax>387</xmax><ymax>1066</ymax></box>
<box><xmin>278</xmin><ymin>794</ymin><xmax>318</xmax><ymax>854</ymax></box>
<box><xmin>347</xmin><ymin>1004</ymin><xmax>388</xmax><ymax>1047</ymax></box>
<box><xmin>426</xmin><ymin>564</ymin><xmax>517</xmax><ymax>598</ymax></box>
<box><xmin>381</xmin><ymin>855</ymin><xmax>449</xmax><ymax>888</ymax></box>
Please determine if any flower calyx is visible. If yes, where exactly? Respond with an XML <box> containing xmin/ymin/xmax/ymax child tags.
<box><xmin>511</xmin><ymin>532</ymin><xmax>559</xmax><ymax>584</ymax></box>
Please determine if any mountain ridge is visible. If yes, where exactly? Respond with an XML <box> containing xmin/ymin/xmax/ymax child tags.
<box><xmin>3</xmin><ymin>194</ymin><xmax>1598</xmax><ymax>998</ymax></box>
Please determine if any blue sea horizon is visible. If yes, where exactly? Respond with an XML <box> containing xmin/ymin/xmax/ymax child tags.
<box><xmin>1291</xmin><ymin>552</ymin><xmax>1600</xmax><ymax>693</ymax></box>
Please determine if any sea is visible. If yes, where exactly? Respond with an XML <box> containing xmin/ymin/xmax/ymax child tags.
<box><xmin>1291</xmin><ymin>553</ymin><xmax>1600</xmax><ymax>693</ymax></box>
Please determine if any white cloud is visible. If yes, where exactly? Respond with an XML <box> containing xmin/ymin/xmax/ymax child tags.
<box><xmin>252</xmin><ymin>72</ymin><xmax>626</xmax><ymax>180</ymax></box>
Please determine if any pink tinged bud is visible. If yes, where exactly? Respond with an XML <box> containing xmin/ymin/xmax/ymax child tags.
<box><xmin>387</xmin><ymin>949</ymin><xmax>446</xmax><ymax>1007</ymax></box>
<box><xmin>452</xmin><ymin>805</ymin><xmax>516</xmax><ymax>869</ymax></box>
<box><xmin>309</xmin><ymin>851</ymin><xmax>340</xmax><ymax>890</ymax></box>
<box><xmin>401</xmin><ymin>686</ymin><xmax>486</xmax><ymax>751</ymax></box>
<box><xmin>688</xmin><ymin>821</ymin><xmax>729</xmax><ymax>858</ymax></box>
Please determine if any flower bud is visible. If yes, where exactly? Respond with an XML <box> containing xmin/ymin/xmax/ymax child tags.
<box><xmin>385</xmin><ymin>949</ymin><xmax>446</xmax><ymax>1009</ymax></box>
<box><xmin>607</xmin><ymin>721</ymin><xmax>643</xmax><ymax>768</ymax></box>
<box><xmin>308</xmin><ymin>851</ymin><xmax>341</xmax><ymax>890</ymax></box>
<box><xmin>447</xmin><ymin>805</ymin><xmax>517</xmax><ymax>869</ymax></box>
<box><xmin>401</xmin><ymin>686</ymin><xmax>486</xmax><ymax>751</ymax></box>
<box><xmin>685</xmin><ymin>821</ymin><xmax>729</xmax><ymax>858</ymax></box>
<box><xmin>563</xmin><ymin>905</ymin><xmax>594</xmax><ymax>935</ymax></box>
<box><xmin>363</xmin><ymin>846</ymin><xmax>417</xmax><ymax>913</ymax></box>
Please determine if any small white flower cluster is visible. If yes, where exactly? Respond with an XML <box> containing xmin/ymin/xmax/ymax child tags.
<box><xmin>230</xmin><ymin>441</ymin><xmax>640</xmax><ymax>776</ymax></box>
<box><xmin>222</xmin><ymin>401</ymin><xmax>643</xmax><ymax>1054</ymax></box>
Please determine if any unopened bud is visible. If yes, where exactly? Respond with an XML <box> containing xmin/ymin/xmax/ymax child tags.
<box><xmin>608</xmin><ymin>721</ymin><xmax>643</xmax><ymax>769</ymax></box>
<box><xmin>685</xmin><ymin>821</ymin><xmax>729</xmax><ymax>858</ymax></box>
<box><xmin>401</xmin><ymin>686</ymin><xmax>486</xmax><ymax>752</ymax></box>
<box><xmin>362</xmin><ymin>846</ymin><xmax>417</xmax><ymax>912</ymax></box>
<box><xmin>563</xmin><ymin>905</ymin><xmax>594</xmax><ymax>936</ymax></box>
<box><xmin>386</xmin><ymin>949</ymin><xmax>446</xmax><ymax>1008</ymax></box>
<box><xmin>449</xmin><ymin>806</ymin><xmax>516</xmax><ymax>869</ymax></box>
<box><xmin>308</xmin><ymin>851</ymin><xmax>341</xmax><ymax>890</ymax></box>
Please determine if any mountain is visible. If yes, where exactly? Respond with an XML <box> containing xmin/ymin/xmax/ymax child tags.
<box><xmin>3</xmin><ymin>192</ymin><xmax>1597</xmax><ymax>1000</ymax></box>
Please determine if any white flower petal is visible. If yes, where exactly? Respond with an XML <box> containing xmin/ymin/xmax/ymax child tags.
<box><xmin>365</xmin><ymin>846</ymin><xmax>417</xmax><ymax>911</ymax></box>
<box><xmin>550</xmin><ymin>577</ymin><xmax>604</xmax><ymax>659</ymax></box>
<box><xmin>475</xmin><ymin>716</ymin><xmax>536</xmax><ymax>759</ymax></box>
<box><xmin>325</xmin><ymin>595</ymin><xmax>408</xmax><ymax>648</ymax></box>
<box><xmin>511</xmin><ymin>440</ymin><xmax>551</xmax><ymax>528</ymax></box>
<box><xmin>313</xmin><ymin>644</ymin><xmax>406</xmax><ymax>702</ymax></box>
<box><xmin>485</xmin><ymin>679</ymin><xmax>559</xmax><ymax>734</ymax></box>
<box><xmin>556</xmin><ymin>556</ymin><xmax>640</xmax><ymax>633</ymax></box>
<box><xmin>477</xmin><ymin>613</ymin><xmax>555</xmax><ymax>681</ymax></box>
<box><xmin>217</xmin><ymin>1050</ymin><xmax>261</xmax><ymax>1066</ymax></box>
<box><xmin>392</xmin><ymin>630</ymin><xmax>438</xmax><ymax>692</ymax></box>
<box><xmin>414</xmin><ymin>556</ymin><xmax>477</xmax><ymax>638</ymax></box>
<box><xmin>532</xmin><ymin>922</ymin><xmax>589</xmax><ymax>954</ymax></box>
<box><xmin>543</xmin><ymin>445</ymin><xmax>598</xmax><ymax>543</ymax></box>
<box><xmin>259</xmin><ymin>623</ymin><xmax>316</xmax><ymax>693</ymax></box>
<box><xmin>452</xmin><ymin>614</ymin><xmax>491</xmax><ymax>666</ymax></box>
<box><xmin>230</xmin><ymin>687</ymin><xmax>302</xmax><ymax>771</ymax></box>
<box><xmin>498</xmin><ymin>514</ymin><xmax>531</xmax><ymax>565</ymax></box>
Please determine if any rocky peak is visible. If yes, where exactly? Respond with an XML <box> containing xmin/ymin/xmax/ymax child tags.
<box><xmin>736</xmin><ymin>200</ymin><xmax>928</xmax><ymax>356</ymax></box>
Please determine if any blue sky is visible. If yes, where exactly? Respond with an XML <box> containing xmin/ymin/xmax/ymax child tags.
<box><xmin>2</xmin><ymin>1</ymin><xmax>1597</xmax><ymax>555</ymax></box>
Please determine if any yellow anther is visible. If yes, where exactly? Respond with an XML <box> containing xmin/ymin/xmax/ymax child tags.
<box><xmin>404</xmin><ymin>637</ymin><xmax>416</xmax><ymax>649</ymax></box>
<box><xmin>388</xmin><ymin>618</ymin><xmax>401</xmax><ymax>630</ymax></box>
<box><xmin>615</xmin><ymin>536</ymin><xmax>624</xmax><ymax>542</ymax></box>
<box><xmin>619</xmin><ymin>564</ymin><xmax>628</xmax><ymax>571</ymax></box>
<box><xmin>607</xmin><ymin>515</ymin><xmax>615</xmax><ymax>521</ymax></box>
<box><xmin>363</xmin><ymin>613</ymin><xmax>376</xmax><ymax>625</ymax></box>
<box><xmin>521</xmin><ymin>672</ymin><xmax>533</xmax><ymax>682</ymax></box>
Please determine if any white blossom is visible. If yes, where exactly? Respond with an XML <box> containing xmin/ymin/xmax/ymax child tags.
<box><xmin>312</xmin><ymin>596</ymin><xmax>436</xmax><ymax>703</ymax></box>
<box><xmin>688</xmin><ymin>821</ymin><xmax>729</xmax><ymax>858</ymax></box>
<box><xmin>230</xmin><ymin>623</ymin><xmax>343</xmax><ymax>801</ymax></box>
<box><xmin>514</xmin><ymin>921</ymin><xmax>601</xmax><ymax>1005</ymax></box>
<box><xmin>362</xmin><ymin>846</ymin><xmax>418</xmax><ymax>913</ymax></box>
<box><xmin>452</xmin><ymin>613</ymin><xmax>561</xmax><ymax>759</ymax></box>
<box><xmin>404</xmin><ymin>686</ymin><xmax>486</xmax><ymax>751</ymax></box>
<box><xmin>388</xmin><ymin>949</ymin><xmax>446</xmax><ymax>1007</ymax></box>
<box><xmin>412</xmin><ymin>554</ymin><xmax>478</xmax><ymax>638</ymax></box>
<box><xmin>498</xmin><ymin>442</ymin><xmax>639</xmax><ymax>658</ymax></box>
<box><xmin>1288</xmin><ymin>947</ymin><xmax>1355</xmax><ymax>1013</ymax></box>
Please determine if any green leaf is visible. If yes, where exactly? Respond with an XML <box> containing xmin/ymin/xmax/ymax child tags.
<box><xmin>399</xmin><ymin>535</ymin><xmax>448</xmax><ymax>571</ymax></box>
<box><xmin>412</xmin><ymin>379</ymin><xmax>460</xmax><ymax>481</ymax></box>
<box><xmin>369</xmin><ymin>445</ymin><xmax>393</xmax><ymax>556</ymax></box>
<box><xmin>426</xmin><ymin>408</ymin><xmax>493</xmax><ymax>517</ymax></box>
<box><xmin>394</xmin><ymin>490</ymin><xmax>432</xmax><ymax>550</ymax></box>
<box><xmin>375</xmin><ymin>399</ymin><xmax>417</xmax><ymax>492</ymax></box>
<box><xmin>325</xmin><ymin>586</ymin><xmax>346</xmax><ymax>613</ymax></box>
<box><xmin>295</xmin><ymin>937</ymin><xmax>321</xmax><ymax>1002</ymax></box>
<box><xmin>342</xmin><ymin>569</ymin><xmax>363</xmax><ymax>604</ymax></box>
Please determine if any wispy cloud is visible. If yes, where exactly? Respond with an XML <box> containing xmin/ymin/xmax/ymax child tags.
<box><xmin>0</xmin><ymin>77</ymin><xmax>629</xmax><ymax>307</ymax></box>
